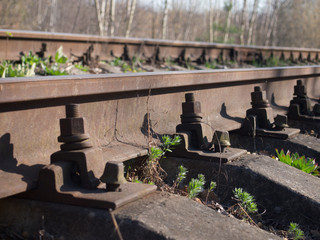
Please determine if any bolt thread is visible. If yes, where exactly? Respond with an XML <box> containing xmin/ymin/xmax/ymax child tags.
<box><xmin>66</xmin><ymin>104</ymin><xmax>80</xmax><ymax>118</ymax></box>
<box><xmin>185</xmin><ymin>93</ymin><xmax>195</xmax><ymax>102</ymax></box>
<box><xmin>254</xmin><ymin>86</ymin><xmax>261</xmax><ymax>92</ymax></box>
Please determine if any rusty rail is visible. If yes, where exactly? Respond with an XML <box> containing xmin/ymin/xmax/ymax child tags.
<box><xmin>1</xmin><ymin>66</ymin><xmax>320</xmax><ymax>200</ymax></box>
<box><xmin>1</xmin><ymin>29</ymin><xmax>320</xmax><ymax>62</ymax></box>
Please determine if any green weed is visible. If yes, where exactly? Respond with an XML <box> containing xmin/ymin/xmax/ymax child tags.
<box><xmin>0</xmin><ymin>61</ymin><xmax>35</xmax><ymax>78</ymax></box>
<box><xmin>252</xmin><ymin>57</ymin><xmax>289</xmax><ymax>68</ymax></box>
<box><xmin>109</xmin><ymin>57</ymin><xmax>145</xmax><ymax>73</ymax></box>
<box><xmin>21</xmin><ymin>51</ymin><xmax>41</xmax><ymax>65</ymax></box>
<box><xmin>187</xmin><ymin>174</ymin><xmax>205</xmax><ymax>199</ymax></box>
<box><xmin>173</xmin><ymin>165</ymin><xmax>188</xmax><ymax>188</ymax></box>
<box><xmin>55</xmin><ymin>46</ymin><xmax>68</xmax><ymax>64</ymax></box>
<box><xmin>205</xmin><ymin>61</ymin><xmax>218</xmax><ymax>69</ymax></box>
<box><xmin>74</xmin><ymin>63</ymin><xmax>89</xmax><ymax>72</ymax></box>
<box><xmin>42</xmin><ymin>63</ymin><xmax>68</xmax><ymax>76</ymax></box>
<box><xmin>233</xmin><ymin>188</ymin><xmax>258</xmax><ymax>214</ymax></box>
<box><xmin>288</xmin><ymin>222</ymin><xmax>304</xmax><ymax>240</ymax></box>
<box><xmin>275</xmin><ymin>149</ymin><xmax>319</xmax><ymax>176</ymax></box>
<box><xmin>129</xmin><ymin>135</ymin><xmax>181</xmax><ymax>186</ymax></box>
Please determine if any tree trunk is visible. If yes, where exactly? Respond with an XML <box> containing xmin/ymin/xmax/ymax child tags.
<box><xmin>125</xmin><ymin>0</ymin><xmax>137</xmax><ymax>38</ymax></box>
<box><xmin>104</xmin><ymin>0</ymin><xmax>110</xmax><ymax>36</ymax></box>
<box><xmin>37</xmin><ymin>0</ymin><xmax>50</xmax><ymax>30</ymax></box>
<box><xmin>95</xmin><ymin>0</ymin><xmax>107</xmax><ymax>36</ymax></box>
<box><xmin>213</xmin><ymin>0</ymin><xmax>220</xmax><ymax>41</ymax></box>
<box><xmin>37</xmin><ymin>0</ymin><xmax>42</xmax><ymax>27</ymax></box>
<box><xmin>265</xmin><ymin>2</ymin><xmax>278</xmax><ymax>46</ymax></box>
<box><xmin>209</xmin><ymin>0</ymin><xmax>214</xmax><ymax>42</ymax></box>
<box><xmin>240</xmin><ymin>0</ymin><xmax>247</xmax><ymax>45</ymax></box>
<box><xmin>183</xmin><ymin>0</ymin><xmax>194</xmax><ymax>40</ymax></box>
<box><xmin>126</xmin><ymin>0</ymin><xmax>131</xmax><ymax>17</ymax></box>
<box><xmin>109</xmin><ymin>0</ymin><xmax>115</xmax><ymax>36</ymax></box>
<box><xmin>223</xmin><ymin>0</ymin><xmax>232</xmax><ymax>43</ymax></box>
<box><xmin>246</xmin><ymin>0</ymin><xmax>259</xmax><ymax>45</ymax></box>
<box><xmin>260</xmin><ymin>0</ymin><xmax>271</xmax><ymax>43</ymax></box>
<box><xmin>152</xmin><ymin>0</ymin><xmax>155</xmax><ymax>38</ymax></box>
<box><xmin>162</xmin><ymin>0</ymin><xmax>168</xmax><ymax>39</ymax></box>
<box><xmin>271</xmin><ymin>12</ymin><xmax>278</xmax><ymax>46</ymax></box>
<box><xmin>71</xmin><ymin>0</ymin><xmax>82</xmax><ymax>33</ymax></box>
<box><xmin>49</xmin><ymin>0</ymin><xmax>58</xmax><ymax>32</ymax></box>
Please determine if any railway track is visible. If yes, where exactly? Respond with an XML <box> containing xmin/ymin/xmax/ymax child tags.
<box><xmin>1</xmin><ymin>30</ymin><xmax>320</xmax><ymax>239</ymax></box>
<box><xmin>1</xmin><ymin>29</ymin><xmax>320</xmax><ymax>65</ymax></box>
<box><xmin>1</xmin><ymin>65</ymin><xmax>320</xmax><ymax>198</ymax></box>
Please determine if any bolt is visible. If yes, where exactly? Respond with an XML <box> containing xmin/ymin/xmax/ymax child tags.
<box><xmin>181</xmin><ymin>93</ymin><xmax>202</xmax><ymax>123</ymax></box>
<box><xmin>297</xmin><ymin>79</ymin><xmax>302</xmax><ymax>86</ymax></box>
<box><xmin>251</xmin><ymin>86</ymin><xmax>270</xmax><ymax>108</ymax></box>
<box><xmin>254</xmin><ymin>86</ymin><xmax>262</xmax><ymax>92</ymax></box>
<box><xmin>185</xmin><ymin>93</ymin><xmax>195</xmax><ymax>102</ymax></box>
<box><xmin>294</xmin><ymin>80</ymin><xmax>306</xmax><ymax>97</ymax></box>
<box><xmin>66</xmin><ymin>104</ymin><xmax>80</xmax><ymax>118</ymax></box>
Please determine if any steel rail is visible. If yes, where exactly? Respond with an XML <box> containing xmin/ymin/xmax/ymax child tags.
<box><xmin>0</xmin><ymin>66</ymin><xmax>320</xmax><ymax>199</ymax></box>
<box><xmin>1</xmin><ymin>66</ymin><xmax>320</xmax><ymax>106</ymax></box>
<box><xmin>1</xmin><ymin>29</ymin><xmax>320</xmax><ymax>62</ymax></box>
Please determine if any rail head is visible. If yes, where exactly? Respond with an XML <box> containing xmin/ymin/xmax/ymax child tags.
<box><xmin>1</xmin><ymin>66</ymin><xmax>320</xmax><ymax>106</ymax></box>
<box><xmin>1</xmin><ymin>29</ymin><xmax>320</xmax><ymax>53</ymax></box>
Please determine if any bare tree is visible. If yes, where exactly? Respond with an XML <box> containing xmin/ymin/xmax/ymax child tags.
<box><xmin>125</xmin><ymin>0</ymin><xmax>137</xmax><ymax>37</ymax></box>
<box><xmin>209</xmin><ymin>0</ymin><xmax>214</xmax><ymax>42</ymax></box>
<box><xmin>126</xmin><ymin>0</ymin><xmax>131</xmax><ymax>17</ymax></box>
<box><xmin>71</xmin><ymin>0</ymin><xmax>83</xmax><ymax>33</ymax></box>
<box><xmin>109</xmin><ymin>0</ymin><xmax>115</xmax><ymax>36</ymax></box>
<box><xmin>213</xmin><ymin>0</ymin><xmax>221</xmax><ymax>41</ymax></box>
<box><xmin>162</xmin><ymin>0</ymin><xmax>169</xmax><ymax>39</ymax></box>
<box><xmin>240</xmin><ymin>0</ymin><xmax>247</xmax><ymax>45</ymax></box>
<box><xmin>184</xmin><ymin>0</ymin><xmax>197</xmax><ymax>40</ymax></box>
<box><xmin>49</xmin><ymin>0</ymin><xmax>58</xmax><ymax>32</ymax></box>
<box><xmin>223</xmin><ymin>0</ymin><xmax>233</xmax><ymax>43</ymax></box>
<box><xmin>94</xmin><ymin>0</ymin><xmax>109</xmax><ymax>36</ymax></box>
<box><xmin>246</xmin><ymin>0</ymin><xmax>259</xmax><ymax>45</ymax></box>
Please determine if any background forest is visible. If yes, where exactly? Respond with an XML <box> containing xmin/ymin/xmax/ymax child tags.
<box><xmin>1</xmin><ymin>0</ymin><xmax>319</xmax><ymax>48</ymax></box>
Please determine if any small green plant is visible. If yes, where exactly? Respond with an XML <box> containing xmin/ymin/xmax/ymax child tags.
<box><xmin>133</xmin><ymin>135</ymin><xmax>181</xmax><ymax>186</ymax></box>
<box><xmin>173</xmin><ymin>165</ymin><xmax>188</xmax><ymax>188</ymax></box>
<box><xmin>110</xmin><ymin>57</ymin><xmax>123</xmax><ymax>67</ymax></box>
<box><xmin>21</xmin><ymin>51</ymin><xmax>41</xmax><ymax>65</ymax></box>
<box><xmin>42</xmin><ymin>63</ymin><xmax>68</xmax><ymax>76</ymax></box>
<box><xmin>209</xmin><ymin>181</ymin><xmax>217</xmax><ymax>192</ymax></box>
<box><xmin>288</xmin><ymin>222</ymin><xmax>304</xmax><ymax>240</ymax></box>
<box><xmin>149</xmin><ymin>135</ymin><xmax>181</xmax><ymax>163</ymax></box>
<box><xmin>132</xmin><ymin>177</ymin><xmax>143</xmax><ymax>184</ymax></box>
<box><xmin>5</xmin><ymin>31</ymin><xmax>13</xmax><ymax>37</ymax></box>
<box><xmin>109</xmin><ymin>57</ymin><xmax>145</xmax><ymax>73</ymax></box>
<box><xmin>204</xmin><ymin>180</ymin><xmax>217</xmax><ymax>203</ymax></box>
<box><xmin>160</xmin><ymin>135</ymin><xmax>181</xmax><ymax>155</ymax></box>
<box><xmin>0</xmin><ymin>61</ymin><xmax>36</xmax><ymax>78</ymax></box>
<box><xmin>252</xmin><ymin>57</ymin><xmax>289</xmax><ymax>68</ymax></box>
<box><xmin>74</xmin><ymin>63</ymin><xmax>89</xmax><ymax>72</ymax></box>
<box><xmin>149</xmin><ymin>146</ymin><xmax>163</xmax><ymax>162</ymax></box>
<box><xmin>187</xmin><ymin>174</ymin><xmax>205</xmax><ymax>199</ymax></box>
<box><xmin>165</xmin><ymin>58</ymin><xmax>175</xmax><ymax>67</ymax></box>
<box><xmin>184</xmin><ymin>60</ymin><xmax>194</xmax><ymax>70</ymax></box>
<box><xmin>233</xmin><ymin>188</ymin><xmax>258</xmax><ymax>214</ymax></box>
<box><xmin>55</xmin><ymin>46</ymin><xmax>68</xmax><ymax>64</ymax></box>
<box><xmin>275</xmin><ymin>149</ymin><xmax>319</xmax><ymax>176</ymax></box>
<box><xmin>205</xmin><ymin>61</ymin><xmax>218</xmax><ymax>69</ymax></box>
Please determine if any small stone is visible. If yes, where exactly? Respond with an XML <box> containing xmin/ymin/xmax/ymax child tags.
<box><xmin>193</xmin><ymin>197</ymin><xmax>203</xmax><ymax>204</ymax></box>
